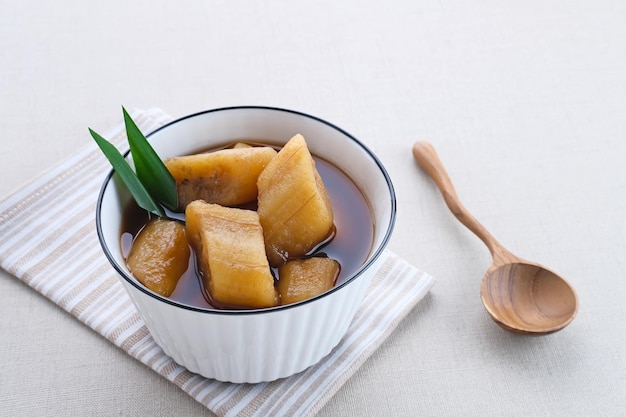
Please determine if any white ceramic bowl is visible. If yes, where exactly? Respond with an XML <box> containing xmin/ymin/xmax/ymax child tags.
<box><xmin>96</xmin><ymin>106</ymin><xmax>396</xmax><ymax>383</ymax></box>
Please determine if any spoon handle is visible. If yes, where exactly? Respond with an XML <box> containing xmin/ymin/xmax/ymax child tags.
<box><xmin>412</xmin><ymin>141</ymin><xmax>508</xmax><ymax>260</ymax></box>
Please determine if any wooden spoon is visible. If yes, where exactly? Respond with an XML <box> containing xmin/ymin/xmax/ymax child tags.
<box><xmin>412</xmin><ymin>141</ymin><xmax>578</xmax><ymax>335</ymax></box>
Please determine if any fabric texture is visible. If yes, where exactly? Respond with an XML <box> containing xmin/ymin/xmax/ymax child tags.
<box><xmin>0</xmin><ymin>108</ymin><xmax>434</xmax><ymax>417</ymax></box>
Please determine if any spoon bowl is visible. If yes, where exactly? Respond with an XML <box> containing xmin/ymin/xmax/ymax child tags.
<box><xmin>412</xmin><ymin>141</ymin><xmax>578</xmax><ymax>335</ymax></box>
<box><xmin>481</xmin><ymin>262</ymin><xmax>578</xmax><ymax>334</ymax></box>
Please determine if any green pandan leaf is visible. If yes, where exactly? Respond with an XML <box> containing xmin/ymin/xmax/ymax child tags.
<box><xmin>89</xmin><ymin>128</ymin><xmax>165</xmax><ymax>217</ymax></box>
<box><xmin>123</xmin><ymin>107</ymin><xmax>178</xmax><ymax>211</ymax></box>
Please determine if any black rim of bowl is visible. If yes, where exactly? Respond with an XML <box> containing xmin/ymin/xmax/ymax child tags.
<box><xmin>95</xmin><ymin>105</ymin><xmax>397</xmax><ymax>315</ymax></box>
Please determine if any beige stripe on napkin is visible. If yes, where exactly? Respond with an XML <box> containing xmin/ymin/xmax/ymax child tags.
<box><xmin>0</xmin><ymin>108</ymin><xmax>435</xmax><ymax>417</ymax></box>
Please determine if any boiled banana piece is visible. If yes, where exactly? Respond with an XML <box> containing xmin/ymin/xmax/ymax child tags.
<box><xmin>257</xmin><ymin>134</ymin><xmax>335</xmax><ymax>266</ymax></box>
<box><xmin>277</xmin><ymin>257</ymin><xmax>340</xmax><ymax>305</ymax></box>
<box><xmin>165</xmin><ymin>145</ymin><xmax>277</xmax><ymax>210</ymax></box>
<box><xmin>127</xmin><ymin>218</ymin><xmax>190</xmax><ymax>297</ymax></box>
<box><xmin>185</xmin><ymin>200</ymin><xmax>278</xmax><ymax>309</ymax></box>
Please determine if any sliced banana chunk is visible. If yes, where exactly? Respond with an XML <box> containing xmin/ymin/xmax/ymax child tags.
<box><xmin>165</xmin><ymin>146</ymin><xmax>277</xmax><ymax>210</ymax></box>
<box><xmin>277</xmin><ymin>257</ymin><xmax>340</xmax><ymax>305</ymax></box>
<box><xmin>257</xmin><ymin>134</ymin><xmax>334</xmax><ymax>266</ymax></box>
<box><xmin>186</xmin><ymin>200</ymin><xmax>278</xmax><ymax>309</ymax></box>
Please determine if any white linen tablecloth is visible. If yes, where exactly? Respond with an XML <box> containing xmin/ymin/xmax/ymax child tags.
<box><xmin>1</xmin><ymin>0</ymin><xmax>625</xmax><ymax>416</ymax></box>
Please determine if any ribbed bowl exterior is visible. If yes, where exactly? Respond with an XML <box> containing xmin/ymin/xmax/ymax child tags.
<box><xmin>121</xmin><ymin>257</ymin><xmax>376</xmax><ymax>383</ymax></box>
<box><xmin>97</xmin><ymin>106</ymin><xmax>395</xmax><ymax>383</ymax></box>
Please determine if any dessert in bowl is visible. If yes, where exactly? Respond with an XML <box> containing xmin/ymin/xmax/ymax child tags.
<box><xmin>96</xmin><ymin>106</ymin><xmax>396</xmax><ymax>383</ymax></box>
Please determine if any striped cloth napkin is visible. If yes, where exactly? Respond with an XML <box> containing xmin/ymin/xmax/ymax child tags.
<box><xmin>0</xmin><ymin>108</ymin><xmax>435</xmax><ymax>417</ymax></box>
